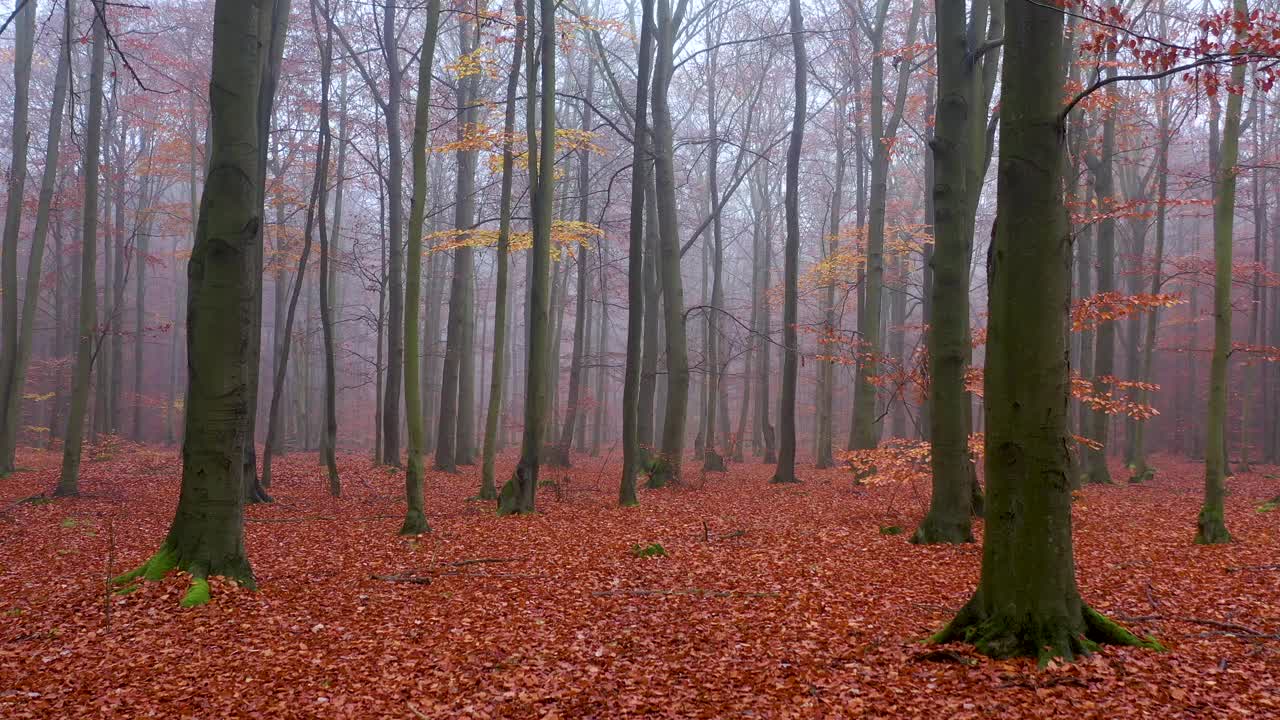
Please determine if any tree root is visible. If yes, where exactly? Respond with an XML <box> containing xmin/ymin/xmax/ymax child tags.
<box><xmin>909</xmin><ymin>514</ymin><xmax>974</xmax><ymax>545</ymax></box>
<box><xmin>1195</xmin><ymin>506</ymin><xmax>1232</xmax><ymax>544</ymax></box>
<box><xmin>399</xmin><ymin>509</ymin><xmax>430</xmax><ymax>535</ymax></box>
<box><xmin>930</xmin><ymin>597</ymin><xmax>1162</xmax><ymax>666</ymax></box>
<box><xmin>110</xmin><ymin>543</ymin><xmax>253</xmax><ymax>606</ymax></box>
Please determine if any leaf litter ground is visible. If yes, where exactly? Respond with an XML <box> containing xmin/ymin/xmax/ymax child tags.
<box><xmin>1</xmin><ymin>446</ymin><xmax>1278</xmax><ymax>718</ymax></box>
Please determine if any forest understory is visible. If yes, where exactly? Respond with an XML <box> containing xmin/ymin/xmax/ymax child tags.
<box><xmin>1</xmin><ymin>446</ymin><xmax>1276</xmax><ymax>719</ymax></box>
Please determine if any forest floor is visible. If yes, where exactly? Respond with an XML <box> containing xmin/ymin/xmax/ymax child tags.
<box><xmin>0</xmin><ymin>445</ymin><xmax>1278</xmax><ymax>718</ymax></box>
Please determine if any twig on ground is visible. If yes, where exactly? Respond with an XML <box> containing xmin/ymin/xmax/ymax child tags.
<box><xmin>593</xmin><ymin>588</ymin><xmax>778</xmax><ymax>599</ymax></box>
<box><xmin>441</xmin><ymin>557</ymin><xmax>526</xmax><ymax>567</ymax></box>
<box><xmin>372</xmin><ymin>574</ymin><xmax>432</xmax><ymax>585</ymax></box>
<box><xmin>1117</xmin><ymin>614</ymin><xmax>1270</xmax><ymax>636</ymax></box>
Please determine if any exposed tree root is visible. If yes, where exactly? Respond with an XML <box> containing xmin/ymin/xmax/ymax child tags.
<box><xmin>110</xmin><ymin>542</ymin><xmax>254</xmax><ymax>606</ymax></box>
<box><xmin>930</xmin><ymin>597</ymin><xmax>1162</xmax><ymax>666</ymax></box>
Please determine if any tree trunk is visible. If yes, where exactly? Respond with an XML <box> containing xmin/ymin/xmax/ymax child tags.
<box><xmin>380</xmin><ymin>0</ymin><xmax>405</xmax><ymax>467</ymax></box>
<box><xmin>499</xmin><ymin>0</ymin><xmax>555</xmax><ymax>515</ymax></box>
<box><xmin>1128</xmin><ymin>70</ymin><xmax>1171</xmax><ymax>484</ymax></box>
<box><xmin>481</xmin><ymin>1</ymin><xmax>524</xmax><ymax>500</ymax></box>
<box><xmin>814</xmin><ymin>92</ymin><xmax>846</xmax><ymax>470</ymax></box>
<box><xmin>113</xmin><ymin>0</ymin><xmax>277</xmax><ymax>601</ymax></box>
<box><xmin>55</xmin><ymin>0</ymin><xmax>107</xmax><ymax>497</ymax></box>
<box><xmin>752</xmin><ymin>165</ymin><xmax>776</xmax><ymax>463</ymax></box>
<box><xmin>0</xmin><ymin>0</ymin><xmax>35</xmax><ymax>472</ymax></box>
<box><xmin>553</xmin><ymin>61</ymin><xmax>595</xmax><ymax>467</ymax></box>
<box><xmin>620</xmin><ymin>0</ymin><xmax>654</xmax><ymax>506</ymax></box>
<box><xmin>647</xmin><ymin>0</ymin><xmax>691</xmax><ymax>488</ymax></box>
<box><xmin>932</xmin><ymin>0</ymin><xmax>1153</xmax><ymax>660</ymax></box>
<box><xmin>1084</xmin><ymin>49</ymin><xmax>1118</xmax><ymax>485</ymax></box>
<box><xmin>313</xmin><ymin>0</ymin><xmax>341</xmax><ymax>497</ymax></box>
<box><xmin>1</xmin><ymin>0</ymin><xmax>70</xmax><ymax>472</ymax></box>
<box><xmin>1197</xmin><ymin>0</ymin><xmax>1247</xmax><ymax>545</ymax></box>
<box><xmin>850</xmin><ymin>0</ymin><xmax>921</xmax><ymax>451</ymax></box>
<box><xmin>770</xmin><ymin>0</ymin><xmax>806</xmax><ymax>485</ymax></box>
<box><xmin>911</xmin><ymin>0</ymin><xmax>978</xmax><ymax>545</ymax></box>
<box><xmin>399</xmin><ymin>0</ymin><xmax>442</xmax><ymax>532</ymax></box>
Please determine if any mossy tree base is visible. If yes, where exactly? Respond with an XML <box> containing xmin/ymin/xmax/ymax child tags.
<box><xmin>703</xmin><ymin>451</ymin><xmax>726</xmax><ymax>472</ymax></box>
<box><xmin>497</xmin><ymin>462</ymin><xmax>536</xmax><ymax>515</ymax></box>
<box><xmin>931</xmin><ymin>597</ymin><xmax>1162</xmax><ymax>665</ymax></box>
<box><xmin>909</xmin><ymin>514</ymin><xmax>973</xmax><ymax>545</ymax></box>
<box><xmin>1127</xmin><ymin>464</ymin><xmax>1155</xmax><ymax>484</ymax></box>
<box><xmin>399</xmin><ymin>509</ymin><xmax>430</xmax><ymax>535</ymax></box>
<box><xmin>51</xmin><ymin>482</ymin><xmax>79</xmax><ymax>498</ymax></box>
<box><xmin>768</xmin><ymin>472</ymin><xmax>800</xmax><ymax>484</ymax></box>
<box><xmin>477</xmin><ymin>482</ymin><xmax>498</xmax><ymax>501</ymax></box>
<box><xmin>111</xmin><ymin>543</ymin><xmax>254</xmax><ymax>607</ymax></box>
<box><xmin>1195</xmin><ymin>506</ymin><xmax>1231</xmax><ymax>544</ymax></box>
<box><xmin>645</xmin><ymin>456</ymin><xmax>677</xmax><ymax>489</ymax></box>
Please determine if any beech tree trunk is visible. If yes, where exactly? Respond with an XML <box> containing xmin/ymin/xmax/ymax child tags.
<box><xmin>620</xmin><ymin>0</ymin><xmax>654</xmax><ymax>506</ymax></box>
<box><xmin>1</xmin><ymin>0</ymin><xmax>70</xmax><ymax>473</ymax></box>
<box><xmin>647</xmin><ymin>0</ymin><xmax>691</xmax><ymax>488</ymax></box>
<box><xmin>932</xmin><ymin>0</ymin><xmax>1153</xmax><ymax>661</ymax></box>
<box><xmin>499</xmin><ymin>0</ymin><xmax>555</xmax><ymax>515</ymax></box>
<box><xmin>481</xmin><ymin>1</ymin><xmax>524</xmax><ymax>501</ymax></box>
<box><xmin>770</xmin><ymin>0</ymin><xmax>806</xmax><ymax>485</ymax></box>
<box><xmin>1197</xmin><ymin>0</ymin><xmax>1248</xmax><ymax>545</ymax></box>
<box><xmin>113</xmin><ymin>0</ymin><xmax>279</xmax><ymax>601</ymax></box>
<box><xmin>55</xmin><ymin>0</ymin><xmax>107</xmax><ymax>497</ymax></box>
<box><xmin>399</xmin><ymin>0</ymin><xmax>442</xmax><ymax>533</ymax></box>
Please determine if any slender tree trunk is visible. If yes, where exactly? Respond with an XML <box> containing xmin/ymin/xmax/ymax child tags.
<box><xmin>1128</xmin><ymin>75</ymin><xmax>1170</xmax><ymax>484</ymax></box>
<box><xmin>481</xmin><ymin>1</ymin><xmax>524</xmax><ymax>500</ymax></box>
<box><xmin>620</xmin><ymin>0</ymin><xmax>654</xmax><ymax>506</ymax></box>
<box><xmin>911</xmin><ymin>0</ymin><xmax>984</xmax><ymax>543</ymax></box>
<box><xmin>2</xmin><ymin>0</ymin><xmax>70</xmax><ymax>472</ymax></box>
<box><xmin>381</xmin><ymin>0</ymin><xmax>405</xmax><ymax>467</ymax></box>
<box><xmin>814</xmin><ymin>94</ymin><xmax>846</xmax><ymax>470</ymax></box>
<box><xmin>0</xmin><ymin>0</ymin><xmax>36</xmax><ymax>471</ymax></box>
<box><xmin>1197</xmin><ymin>0</ymin><xmax>1248</xmax><ymax>545</ymax></box>
<box><xmin>770</xmin><ymin>0</ymin><xmax>806</xmax><ymax>485</ymax></box>
<box><xmin>752</xmin><ymin>166</ymin><xmax>776</xmax><ymax>463</ymax></box>
<box><xmin>851</xmin><ymin>0</ymin><xmax>921</xmax><ymax>451</ymax></box>
<box><xmin>399</xmin><ymin>0</ymin><xmax>442</xmax><ymax>532</ymax></box>
<box><xmin>553</xmin><ymin>61</ymin><xmax>595</xmax><ymax>466</ymax></box>
<box><xmin>647</xmin><ymin>0</ymin><xmax>691</xmax><ymax>488</ymax></box>
<box><xmin>637</xmin><ymin>177</ymin><xmax>660</xmax><ymax>457</ymax></box>
<box><xmin>499</xmin><ymin>0</ymin><xmax>555</xmax><ymax>515</ymax></box>
<box><xmin>55</xmin><ymin>1</ymin><xmax>107</xmax><ymax>497</ymax></box>
<box><xmin>1084</xmin><ymin>50</ymin><xmax>1118</xmax><ymax>485</ymax></box>
<box><xmin>313</xmin><ymin>0</ymin><xmax>341</xmax><ymax>496</ymax></box>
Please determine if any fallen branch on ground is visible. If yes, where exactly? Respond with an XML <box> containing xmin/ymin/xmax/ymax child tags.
<box><xmin>593</xmin><ymin>588</ymin><xmax>778</xmax><ymax>599</ymax></box>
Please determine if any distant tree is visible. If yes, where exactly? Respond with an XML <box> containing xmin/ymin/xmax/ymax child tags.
<box><xmin>55</xmin><ymin>0</ymin><xmax>108</xmax><ymax>498</ymax></box>
<box><xmin>770</xmin><ymin>0</ymin><xmax>807</xmax><ymax>485</ymax></box>
<box><xmin>620</xmin><ymin>0</ymin><xmax>655</xmax><ymax>507</ymax></box>
<box><xmin>401</xmin><ymin>0</ymin><xmax>443</xmax><ymax>534</ymax></box>
<box><xmin>482</xmin><ymin>1</ymin><xmax>526</xmax><ymax>501</ymax></box>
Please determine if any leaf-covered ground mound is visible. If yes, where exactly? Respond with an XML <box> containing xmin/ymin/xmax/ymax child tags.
<box><xmin>1</xmin><ymin>447</ymin><xmax>1278</xmax><ymax>718</ymax></box>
